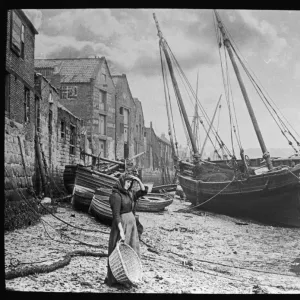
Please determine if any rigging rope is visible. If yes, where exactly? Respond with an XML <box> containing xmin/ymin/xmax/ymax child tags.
<box><xmin>218</xmin><ymin>12</ymin><xmax>300</xmax><ymax>149</ymax></box>
<box><xmin>178</xmin><ymin>176</ymin><xmax>236</xmax><ymax>212</ymax></box>
<box><xmin>160</xmin><ymin>45</ymin><xmax>177</xmax><ymax>156</ymax></box>
<box><xmin>231</xmin><ymin>45</ymin><xmax>299</xmax><ymax>153</ymax></box>
<box><xmin>164</xmin><ymin>41</ymin><xmax>229</xmax><ymax>158</ymax></box>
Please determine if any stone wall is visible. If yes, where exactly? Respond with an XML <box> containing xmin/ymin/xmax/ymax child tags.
<box><xmin>5</xmin><ymin>117</ymin><xmax>35</xmax><ymax>202</ymax></box>
<box><xmin>56</xmin><ymin>105</ymin><xmax>83</xmax><ymax>190</ymax></box>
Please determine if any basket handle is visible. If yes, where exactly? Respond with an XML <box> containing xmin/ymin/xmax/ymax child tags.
<box><xmin>117</xmin><ymin>238</ymin><xmax>125</xmax><ymax>246</ymax></box>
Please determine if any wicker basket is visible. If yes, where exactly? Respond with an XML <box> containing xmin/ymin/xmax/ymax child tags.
<box><xmin>109</xmin><ymin>240</ymin><xmax>143</xmax><ymax>284</ymax></box>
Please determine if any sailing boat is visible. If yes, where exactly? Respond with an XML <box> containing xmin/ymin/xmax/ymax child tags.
<box><xmin>153</xmin><ymin>11</ymin><xmax>300</xmax><ymax>227</ymax></box>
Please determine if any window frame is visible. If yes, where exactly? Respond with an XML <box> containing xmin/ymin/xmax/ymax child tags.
<box><xmin>69</xmin><ymin>124</ymin><xmax>76</xmax><ymax>155</ymax></box>
<box><xmin>61</xmin><ymin>120</ymin><xmax>66</xmax><ymax>139</ymax></box>
<box><xmin>99</xmin><ymin>114</ymin><xmax>106</xmax><ymax>135</ymax></box>
<box><xmin>21</xmin><ymin>24</ymin><xmax>25</xmax><ymax>58</ymax></box>
<box><xmin>11</xmin><ymin>10</ymin><xmax>23</xmax><ymax>57</ymax></box>
<box><xmin>24</xmin><ymin>87</ymin><xmax>30</xmax><ymax>123</ymax></box>
<box><xmin>61</xmin><ymin>85</ymin><xmax>78</xmax><ymax>100</ymax></box>
<box><xmin>48</xmin><ymin>109</ymin><xmax>53</xmax><ymax>135</ymax></box>
<box><xmin>99</xmin><ymin>90</ymin><xmax>107</xmax><ymax>111</ymax></box>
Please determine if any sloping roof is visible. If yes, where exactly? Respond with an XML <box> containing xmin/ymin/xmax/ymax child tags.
<box><xmin>57</xmin><ymin>102</ymin><xmax>81</xmax><ymax>120</ymax></box>
<box><xmin>34</xmin><ymin>58</ymin><xmax>105</xmax><ymax>83</ymax></box>
<box><xmin>157</xmin><ymin>135</ymin><xmax>171</xmax><ymax>145</ymax></box>
<box><xmin>112</xmin><ymin>74</ymin><xmax>135</xmax><ymax>100</ymax></box>
<box><xmin>19</xmin><ymin>10</ymin><xmax>39</xmax><ymax>35</ymax></box>
<box><xmin>159</xmin><ymin>134</ymin><xmax>170</xmax><ymax>144</ymax></box>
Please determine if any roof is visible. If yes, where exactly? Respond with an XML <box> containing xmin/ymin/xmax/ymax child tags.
<box><xmin>157</xmin><ymin>136</ymin><xmax>171</xmax><ymax>146</ymax></box>
<box><xmin>34</xmin><ymin>58</ymin><xmax>105</xmax><ymax>83</ymax></box>
<box><xmin>160</xmin><ymin>134</ymin><xmax>170</xmax><ymax>144</ymax></box>
<box><xmin>18</xmin><ymin>10</ymin><xmax>38</xmax><ymax>35</ymax></box>
<box><xmin>35</xmin><ymin>72</ymin><xmax>59</xmax><ymax>94</ymax></box>
<box><xmin>112</xmin><ymin>74</ymin><xmax>134</xmax><ymax>100</ymax></box>
<box><xmin>57</xmin><ymin>102</ymin><xmax>81</xmax><ymax>120</ymax></box>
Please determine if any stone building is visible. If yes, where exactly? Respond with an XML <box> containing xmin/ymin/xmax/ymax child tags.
<box><xmin>34</xmin><ymin>73</ymin><xmax>84</xmax><ymax>195</ymax></box>
<box><xmin>5</xmin><ymin>9</ymin><xmax>38</xmax><ymax>202</ymax></box>
<box><xmin>143</xmin><ymin>123</ymin><xmax>174</xmax><ymax>170</ymax></box>
<box><xmin>157</xmin><ymin>133</ymin><xmax>174</xmax><ymax>169</ymax></box>
<box><xmin>34</xmin><ymin>57</ymin><xmax>116</xmax><ymax>160</ymax></box>
<box><xmin>112</xmin><ymin>74</ymin><xmax>135</xmax><ymax>160</ymax></box>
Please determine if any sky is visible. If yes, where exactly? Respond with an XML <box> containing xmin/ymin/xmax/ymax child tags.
<box><xmin>24</xmin><ymin>9</ymin><xmax>300</xmax><ymax>157</ymax></box>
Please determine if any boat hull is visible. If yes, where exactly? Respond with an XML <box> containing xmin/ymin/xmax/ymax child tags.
<box><xmin>72</xmin><ymin>185</ymin><xmax>94</xmax><ymax>212</ymax></box>
<box><xmin>89</xmin><ymin>190</ymin><xmax>174</xmax><ymax>225</ymax></box>
<box><xmin>178</xmin><ymin>165</ymin><xmax>300</xmax><ymax>227</ymax></box>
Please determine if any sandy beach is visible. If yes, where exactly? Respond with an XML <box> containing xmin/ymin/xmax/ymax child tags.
<box><xmin>5</xmin><ymin>197</ymin><xmax>300</xmax><ymax>294</ymax></box>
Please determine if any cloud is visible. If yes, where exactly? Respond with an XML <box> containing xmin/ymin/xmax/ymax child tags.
<box><xmin>294</xmin><ymin>62</ymin><xmax>300</xmax><ymax>81</ymax></box>
<box><xmin>237</xmin><ymin>10</ymin><xmax>289</xmax><ymax>65</ymax></box>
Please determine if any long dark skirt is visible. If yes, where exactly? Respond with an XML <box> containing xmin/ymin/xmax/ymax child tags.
<box><xmin>105</xmin><ymin>212</ymin><xmax>140</xmax><ymax>286</ymax></box>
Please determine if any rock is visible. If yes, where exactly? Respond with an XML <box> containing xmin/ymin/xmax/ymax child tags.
<box><xmin>41</xmin><ymin>197</ymin><xmax>51</xmax><ymax>204</ymax></box>
<box><xmin>252</xmin><ymin>284</ymin><xmax>268</xmax><ymax>294</ymax></box>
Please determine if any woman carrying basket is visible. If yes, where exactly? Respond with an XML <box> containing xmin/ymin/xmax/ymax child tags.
<box><xmin>104</xmin><ymin>173</ymin><xmax>148</xmax><ymax>287</ymax></box>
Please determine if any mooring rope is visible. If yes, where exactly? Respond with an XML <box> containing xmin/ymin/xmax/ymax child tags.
<box><xmin>177</xmin><ymin>176</ymin><xmax>236</xmax><ymax>212</ymax></box>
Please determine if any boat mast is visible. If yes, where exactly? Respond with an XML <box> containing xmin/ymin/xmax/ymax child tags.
<box><xmin>200</xmin><ymin>94</ymin><xmax>222</xmax><ymax>158</ymax></box>
<box><xmin>153</xmin><ymin>13</ymin><xmax>200</xmax><ymax>161</ymax></box>
<box><xmin>192</xmin><ymin>71</ymin><xmax>200</xmax><ymax>153</ymax></box>
<box><xmin>214</xmin><ymin>11</ymin><xmax>273</xmax><ymax>170</ymax></box>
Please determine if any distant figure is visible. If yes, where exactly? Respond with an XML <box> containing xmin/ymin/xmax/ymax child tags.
<box><xmin>104</xmin><ymin>173</ymin><xmax>148</xmax><ymax>288</ymax></box>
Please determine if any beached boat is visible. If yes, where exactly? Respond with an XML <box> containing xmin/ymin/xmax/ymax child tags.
<box><xmin>151</xmin><ymin>183</ymin><xmax>177</xmax><ymax>193</ymax></box>
<box><xmin>153</xmin><ymin>12</ymin><xmax>300</xmax><ymax>227</ymax></box>
<box><xmin>89</xmin><ymin>188</ymin><xmax>174</xmax><ymax>224</ymax></box>
<box><xmin>70</xmin><ymin>164</ymin><xmax>118</xmax><ymax>211</ymax></box>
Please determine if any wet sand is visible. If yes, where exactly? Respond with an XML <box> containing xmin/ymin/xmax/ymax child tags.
<box><xmin>5</xmin><ymin>197</ymin><xmax>300</xmax><ymax>293</ymax></box>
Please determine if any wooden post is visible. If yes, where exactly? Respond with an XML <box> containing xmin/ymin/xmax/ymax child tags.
<box><xmin>35</xmin><ymin>133</ymin><xmax>47</xmax><ymax>196</ymax></box>
<box><xmin>17</xmin><ymin>136</ymin><xmax>30</xmax><ymax>188</ymax></box>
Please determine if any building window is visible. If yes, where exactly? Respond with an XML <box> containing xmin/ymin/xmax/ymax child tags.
<box><xmin>11</xmin><ymin>11</ymin><xmax>23</xmax><ymax>57</ymax></box>
<box><xmin>61</xmin><ymin>86</ymin><xmax>77</xmax><ymax>99</ymax></box>
<box><xmin>35</xmin><ymin>96</ymin><xmax>40</xmax><ymax>132</ymax></box>
<box><xmin>21</xmin><ymin>24</ymin><xmax>25</xmax><ymax>58</ymax></box>
<box><xmin>101</xmin><ymin>73</ymin><xmax>106</xmax><ymax>82</ymax></box>
<box><xmin>99</xmin><ymin>139</ymin><xmax>106</xmax><ymax>157</ymax></box>
<box><xmin>24</xmin><ymin>87</ymin><xmax>30</xmax><ymax>123</ymax></box>
<box><xmin>61</xmin><ymin>120</ymin><xmax>65</xmax><ymax>139</ymax></box>
<box><xmin>48</xmin><ymin>109</ymin><xmax>53</xmax><ymax>134</ymax></box>
<box><xmin>39</xmin><ymin>68</ymin><xmax>53</xmax><ymax>78</ymax></box>
<box><xmin>48</xmin><ymin>90</ymin><xmax>53</xmax><ymax>103</ymax></box>
<box><xmin>99</xmin><ymin>90</ymin><xmax>107</xmax><ymax>110</ymax></box>
<box><xmin>99</xmin><ymin>114</ymin><xmax>106</xmax><ymax>135</ymax></box>
<box><xmin>70</xmin><ymin>124</ymin><xmax>76</xmax><ymax>155</ymax></box>
<box><xmin>119</xmin><ymin>107</ymin><xmax>124</xmax><ymax>115</ymax></box>
<box><xmin>5</xmin><ymin>72</ymin><xmax>10</xmax><ymax>114</ymax></box>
